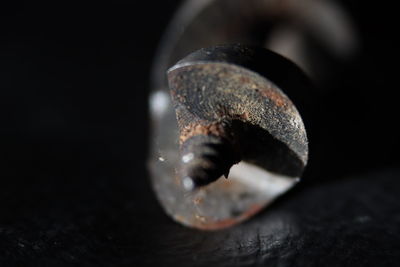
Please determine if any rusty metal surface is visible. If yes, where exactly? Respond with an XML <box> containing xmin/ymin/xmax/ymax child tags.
<box><xmin>148</xmin><ymin>0</ymin><xmax>357</xmax><ymax>230</ymax></box>
<box><xmin>169</xmin><ymin>44</ymin><xmax>309</xmax><ymax>180</ymax></box>
<box><xmin>149</xmin><ymin>44</ymin><xmax>311</xmax><ymax>229</ymax></box>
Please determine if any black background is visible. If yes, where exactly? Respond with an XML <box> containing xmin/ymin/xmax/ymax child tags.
<box><xmin>1</xmin><ymin>0</ymin><xmax>400</xmax><ymax>266</ymax></box>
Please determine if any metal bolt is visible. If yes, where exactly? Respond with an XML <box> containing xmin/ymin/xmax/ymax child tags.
<box><xmin>148</xmin><ymin>0</ymin><xmax>355</xmax><ymax>230</ymax></box>
<box><xmin>168</xmin><ymin>44</ymin><xmax>309</xmax><ymax>191</ymax></box>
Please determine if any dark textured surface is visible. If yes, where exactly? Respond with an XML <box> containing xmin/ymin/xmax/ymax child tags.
<box><xmin>1</xmin><ymin>166</ymin><xmax>400</xmax><ymax>266</ymax></box>
<box><xmin>1</xmin><ymin>0</ymin><xmax>400</xmax><ymax>266</ymax></box>
<box><xmin>169</xmin><ymin>46</ymin><xmax>310</xmax><ymax>176</ymax></box>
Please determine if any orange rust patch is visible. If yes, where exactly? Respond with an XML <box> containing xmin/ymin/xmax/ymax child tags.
<box><xmin>179</xmin><ymin>122</ymin><xmax>226</xmax><ymax>144</ymax></box>
<box><xmin>193</xmin><ymin>197</ymin><xmax>204</xmax><ymax>205</ymax></box>
<box><xmin>239</xmin><ymin>76</ymin><xmax>251</xmax><ymax>84</ymax></box>
<box><xmin>240</xmin><ymin>111</ymin><xmax>249</xmax><ymax>120</ymax></box>
<box><xmin>259</xmin><ymin>87</ymin><xmax>289</xmax><ymax>108</ymax></box>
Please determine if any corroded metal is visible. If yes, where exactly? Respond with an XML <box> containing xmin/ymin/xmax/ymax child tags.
<box><xmin>169</xmin><ymin>44</ymin><xmax>309</xmax><ymax>189</ymax></box>
<box><xmin>148</xmin><ymin>0</ymin><xmax>357</xmax><ymax>230</ymax></box>
<box><xmin>148</xmin><ymin>44</ymin><xmax>311</xmax><ymax>230</ymax></box>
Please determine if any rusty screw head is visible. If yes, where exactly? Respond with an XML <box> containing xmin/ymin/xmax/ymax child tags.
<box><xmin>168</xmin><ymin>44</ymin><xmax>309</xmax><ymax>190</ymax></box>
<box><xmin>148</xmin><ymin>44</ymin><xmax>311</xmax><ymax>230</ymax></box>
<box><xmin>148</xmin><ymin>0</ymin><xmax>357</xmax><ymax>230</ymax></box>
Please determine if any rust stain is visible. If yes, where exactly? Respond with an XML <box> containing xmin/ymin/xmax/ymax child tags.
<box><xmin>179</xmin><ymin>122</ymin><xmax>226</xmax><ymax>144</ymax></box>
<box><xmin>239</xmin><ymin>76</ymin><xmax>251</xmax><ymax>84</ymax></box>
<box><xmin>193</xmin><ymin>197</ymin><xmax>203</xmax><ymax>205</ymax></box>
<box><xmin>259</xmin><ymin>87</ymin><xmax>289</xmax><ymax>108</ymax></box>
<box><xmin>240</xmin><ymin>111</ymin><xmax>249</xmax><ymax>120</ymax></box>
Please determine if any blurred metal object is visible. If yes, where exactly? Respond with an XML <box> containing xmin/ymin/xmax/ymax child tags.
<box><xmin>148</xmin><ymin>0</ymin><xmax>357</xmax><ymax>230</ymax></box>
<box><xmin>151</xmin><ymin>0</ymin><xmax>358</xmax><ymax>88</ymax></box>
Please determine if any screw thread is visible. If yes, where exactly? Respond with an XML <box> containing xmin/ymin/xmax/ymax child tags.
<box><xmin>179</xmin><ymin>135</ymin><xmax>239</xmax><ymax>190</ymax></box>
